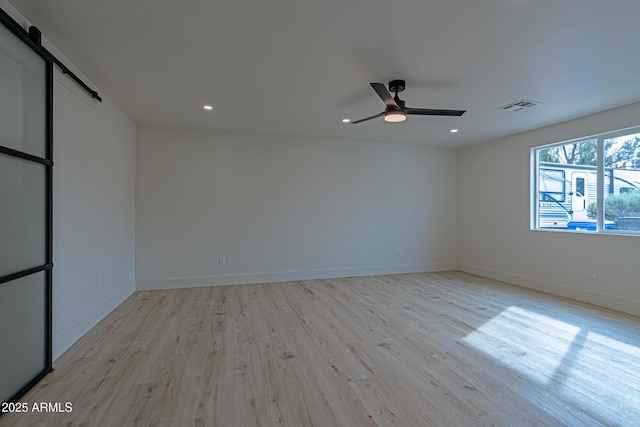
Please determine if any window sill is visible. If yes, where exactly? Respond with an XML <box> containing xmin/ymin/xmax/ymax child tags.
<box><xmin>531</xmin><ymin>227</ymin><xmax>640</xmax><ymax>237</ymax></box>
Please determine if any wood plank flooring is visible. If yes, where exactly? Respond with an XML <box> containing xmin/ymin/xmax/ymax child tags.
<box><xmin>2</xmin><ymin>271</ymin><xmax>640</xmax><ymax>426</ymax></box>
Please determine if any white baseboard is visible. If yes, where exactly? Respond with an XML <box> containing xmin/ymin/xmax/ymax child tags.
<box><xmin>136</xmin><ymin>262</ymin><xmax>457</xmax><ymax>291</ymax></box>
<box><xmin>52</xmin><ymin>281</ymin><xmax>135</xmax><ymax>360</ymax></box>
<box><xmin>457</xmin><ymin>263</ymin><xmax>640</xmax><ymax>317</ymax></box>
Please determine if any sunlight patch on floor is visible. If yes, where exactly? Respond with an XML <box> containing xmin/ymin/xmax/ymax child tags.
<box><xmin>463</xmin><ymin>306</ymin><xmax>580</xmax><ymax>385</ymax></box>
<box><xmin>463</xmin><ymin>306</ymin><xmax>640</xmax><ymax>423</ymax></box>
<box><xmin>550</xmin><ymin>330</ymin><xmax>640</xmax><ymax>423</ymax></box>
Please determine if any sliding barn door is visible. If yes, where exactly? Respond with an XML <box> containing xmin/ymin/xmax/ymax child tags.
<box><xmin>0</xmin><ymin>12</ymin><xmax>53</xmax><ymax>404</ymax></box>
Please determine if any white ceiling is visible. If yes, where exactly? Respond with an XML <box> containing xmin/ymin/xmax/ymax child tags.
<box><xmin>8</xmin><ymin>0</ymin><xmax>640</xmax><ymax>147</ymax></box>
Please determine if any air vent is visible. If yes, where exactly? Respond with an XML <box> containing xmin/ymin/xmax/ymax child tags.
<box><xmin>499</xmin><ymin>99</ymin><xmax>542</xmax><ymax>112</ymax></box>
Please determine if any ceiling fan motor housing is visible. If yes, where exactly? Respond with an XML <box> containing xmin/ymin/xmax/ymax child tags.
<box><xmin>388</xmin><ymin>79</ymin><xmax>406</xmax><ymax>93</ymax></box>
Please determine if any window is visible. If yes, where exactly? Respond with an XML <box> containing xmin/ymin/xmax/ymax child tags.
<box><xmin>532</xmin><ymin>127</ymin><xmax>640</xmax><ymax>233</ymax></box>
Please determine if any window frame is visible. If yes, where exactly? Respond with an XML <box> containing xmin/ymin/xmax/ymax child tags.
<box><xmin>531</xmin><ymin>125</ymin><xmax>640</xmax><ymax>235</ymax></box>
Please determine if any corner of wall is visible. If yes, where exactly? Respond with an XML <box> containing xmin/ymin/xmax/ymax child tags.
<box><xmin>53</xmin><ymin>281</ymin><xmax>134</xmax><ymax>360</ymax></box>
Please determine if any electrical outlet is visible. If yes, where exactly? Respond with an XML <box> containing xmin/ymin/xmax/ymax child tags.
<box><xmin>396</xmin><ymin>250</ymin><xmax>403</xmax><ymax>258</ymax></box>
<box><xmin>218</xmin><ymin>257</ymin><xmax>226</xmax><ymax>267</ymax></box>
<box><xmin>588</xmin><ymin>268</ymin><xmax>596</xmax><ymax>280</ymax></box>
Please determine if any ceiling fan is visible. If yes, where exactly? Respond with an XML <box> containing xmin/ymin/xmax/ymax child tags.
<box><xmin>351</xmin><ymin>80</ymin><xmax>466</xmax><ymax>124</ymax></box>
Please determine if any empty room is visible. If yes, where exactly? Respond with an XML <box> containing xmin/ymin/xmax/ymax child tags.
<box><xmin>1</xmin><ymin>0</ymin><xmax>640</xmax><ymax>426</ymax></box>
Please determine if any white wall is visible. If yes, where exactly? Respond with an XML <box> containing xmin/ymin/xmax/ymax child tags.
<box><xmin>136</xmin><ymin>128</ymin><xmax>457</xmax><ymax>289</ymax></box>
<box><xmin>52</xmin><ymin>77</ymin><xmax>136</xmax><ymax>359</ymax></box>
<box><xmin>458</xmin><ymin>101</ymin><xmax>640</xmax><ymax>316</ymax></box>
<box><xmin>2</xmin><ymin>1</ymin><xmax>137</xmax><ymax>359</ymax></box>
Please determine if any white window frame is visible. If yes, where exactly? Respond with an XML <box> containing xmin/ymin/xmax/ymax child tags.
<box><xmin>531</xmin><ymin>125</ymin><xmax>640</xmax><ymax>235</ymax></box>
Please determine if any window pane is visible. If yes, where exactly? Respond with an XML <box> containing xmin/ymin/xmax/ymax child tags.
<box><xmin>0</xmin><ymin>272</ymin><xmax>46</xmax><ymax>403</ymax></box>
<box><xmin>0</xmin><ymin>22</ymin><xmax>47</xmax><ymax>158</ymax></box>
<box><xmin>0</xmin><ymin>153</ymin><xmax>46</xmax><ymax>276</ymax></box>
<box><xmin>536</xmin><ymin>139</ymin><xmax>597</xmax><ymax>230</ymax></box>
<box><xmin>603</xmin><ymin>132</ymin><xmax>640</xmax><ymax>231</ymax></box>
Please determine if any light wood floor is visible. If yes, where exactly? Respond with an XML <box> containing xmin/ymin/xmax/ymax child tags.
<box><xmin>2</xmin><ymin>271</ymin><xmax>640</xmax><ymax>426</ymax></box>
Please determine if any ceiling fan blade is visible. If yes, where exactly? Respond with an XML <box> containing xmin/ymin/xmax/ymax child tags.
<box><xmin>350</xmin><ymin>112</ymin><xmax>384</xmax><ymax>124</ymax></box>
<box><xmin>370</xmin><ymin>83</ymin><xmax>399</xmax><ymax>109</ymax></box>
<box><xmin>406</xmin><ymin>108</ymin><xmax>466</xmax><ymax>117</ymax></box>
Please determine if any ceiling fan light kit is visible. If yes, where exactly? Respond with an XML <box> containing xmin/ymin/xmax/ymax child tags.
<box><xmin>351</xmin><ymin>79</ymin><xmax>466</xmax><ymax>125</ymax></box>
<box><xmin>384</xmin><ymin>110</ymin><xmax>406</xmax><ymax>122</ymax></box>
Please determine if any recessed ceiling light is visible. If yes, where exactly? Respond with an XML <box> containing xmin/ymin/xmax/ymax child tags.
<box><xmin>450</xmin><ymin>129</ymin><xmax>459</xmax><ymax>133</ymax></box>
<box><xmin>203</xmin><ymin>105</ymin><xmax>213</xmax><ymax>110</ymax></box>
<box><xmin>342</xmin><ymin>118</ymin><xmax>351</xmax><ymax>123</ymax></box>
